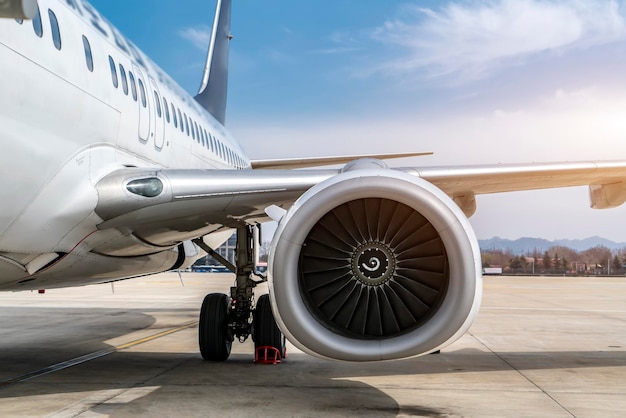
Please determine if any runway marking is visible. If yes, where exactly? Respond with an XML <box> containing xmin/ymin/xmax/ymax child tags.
<box><xmin>115</xmin><ymin>321</ymin><xmax>197</xmax><ymax>349</ymax></box>
<box><xmin>482</xmin><ymin>307</ymin><xmax>626</xmax><ymax>313</ymax></box>
<box><xmin>0</xmin><ymin>321</ymin><xmax>198</xmax><ymax>388</ymax></box>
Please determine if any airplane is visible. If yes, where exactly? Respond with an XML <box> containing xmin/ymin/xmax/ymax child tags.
<box><xmin>2</xmin><ymin>0</ymin><xmax>626</xmax><ymax>363</ymax></box>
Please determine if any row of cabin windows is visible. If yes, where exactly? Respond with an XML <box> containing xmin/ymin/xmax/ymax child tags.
<box><xmin>17</xmin><ymin>7</ymin><xmax>60</xmax><ymax>50</ymax></box>
<box><xmin>16</xmin><ymin>7</ymin><xmax>247</xmax><ymax>169</ymax></box>
<box><xmin>107</xmin><ymin>55</ymin><xmax>246</xmax><ymax>168</ymax></box>
<box><xmin>107</xmin><ymin>55</ymin><xmax>148</xmax><ymax>108</ymax></box>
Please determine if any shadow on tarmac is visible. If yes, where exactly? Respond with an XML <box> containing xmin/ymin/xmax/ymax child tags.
<box><xmin>0</xmin><ymin>345</ymin><xmax>624</xmax><ymax>416</ymax></box>
<box><xmin>0</xmin><ymin>305</ymin><xmax>624</xmax><ymax>416</ymax></box>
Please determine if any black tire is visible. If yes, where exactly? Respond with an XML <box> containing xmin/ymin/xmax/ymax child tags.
<box><xmin>199</xmin><ymin>293</ymin><xmax>232</xmax><ymax>361</ymax></box>
<box><xmin>253</xmin><ymin>294</ymin><xmax>286</xmax><ymax>357</ymax></box>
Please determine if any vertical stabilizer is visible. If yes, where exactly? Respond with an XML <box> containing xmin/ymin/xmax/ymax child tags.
<box><xmin>195</xmin><ymin>0</ymin><xmax>232</xmax><ymax>126</ymax></box>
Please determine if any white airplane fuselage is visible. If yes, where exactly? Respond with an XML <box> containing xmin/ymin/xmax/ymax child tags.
<box><xmin>7</xmin><ymin>0</ymin><xmax>611</xmax><ymax>364</ymax></box>
<box><xmin>0</xmin><ymin>0</ymin><xmax>245</xmax><ymax>289</ymax></box>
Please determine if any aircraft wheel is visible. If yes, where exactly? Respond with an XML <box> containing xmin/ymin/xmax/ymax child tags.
<box><xmin>199</xmin><ymin>293</ymin><xmax>232</xmax><ymax>361</ymax></box>
<box><xmin>253</xmin><ymin>294</ymin><xmax>286</xmax><ymax>357</ymax></box>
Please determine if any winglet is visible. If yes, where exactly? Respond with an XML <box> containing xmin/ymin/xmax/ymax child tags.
<box><xmin>195</xmin><ymin>0</ymin><xmax>232</xmax><ymax>126</ymax></box>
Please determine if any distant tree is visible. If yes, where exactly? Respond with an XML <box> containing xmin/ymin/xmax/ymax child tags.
<box><xmin>509</xmin><ymin>256</ymin><xmax>522</xmax><ymax>271</ymax></box>
<box><xmin>580</xmin><ymin>246</ymin><xmax>612</xmax><ymax>272</ymax></box>
<box><xmin>553</xmin><ymin>252</ymin><xmax>560</xmax><ymax>271</ymax></box>
<box><xmin>481</xmin><ymin>249</ymin><xmax>514</xmax><ymax>268</ymax></box>
<box><xmin>612</xmin><ymin>255</ymin><xmax>622</xmax><ymax>274</ymax></box>
<box><xmin>519</xmin><ymin>255</ymin><xmax>528</xmax><ymax>271</ymax></box>
<box><xmin>542</xmin><ymin>250</ymin><xmax>552</xmax><ymax>272</ymax></box>
<box><xmin>549</xmin><ymin>246</ymin><xmax>578</xmax><ymax>264</ymax></box>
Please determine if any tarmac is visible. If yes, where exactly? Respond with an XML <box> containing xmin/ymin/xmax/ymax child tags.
<box><xmin>0</xmin><ymin>273</ymin><xmax>624</xmax><ymax>417</ymax></box>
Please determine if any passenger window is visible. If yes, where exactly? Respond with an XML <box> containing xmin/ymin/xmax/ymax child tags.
<box><xmin>108</xmin><ymin>56</ymin><xmax>118</xmax><ymax>88</ymax></box>
<box><xmin>119</xmin><ymin>64</ymin><xmax>128</xmax><ymax>95</ymax></box>
<box><xmin>163</xmin><ymin>98</ymin><xmax>170</xmax><ymax>123</ymax></box>
<box><xmin>193</xmin><ymin>121</ymin><xmax>199</xmax><ymax>141</ymax></box>
<box><xmin>184</xmin><ymin>114</ymin><xmax>190</xmax><ymax>136</ymax></box>
<box><xmin>154</xmin><ymin>91</ymin><xmax>162</xmax><ymax>118</ymax></box>
<box><xmin>82</xmin><ymin>35</ymin><xmax>93</xmax><ymax>72</ymax></box>
<box><xmin>32</xmin><ymin>7</ymin><xmax>43</xmax><ymax>37</ymax></box>
<box><xmin>171</xmin><ymin>104</ymin><xmax>178</xmax><ymax>128</ymax></box>
<box><xmin>128</xmin><ymin>71</ymin><xmax>138</xmax><ymax>101</ymax></box>
<box><xmin>48</xmin><ymin>9</ymin><xmax>61</xmax><ymax>50</ymax></box>
<box><xmin>203</xmin><ymin>129</ymin><xmax>209</xmax><ymax>148</ymax></box>
<box><xmin>209</xmin><ymin>134</ymin><xmax>215</xmax><ymax>152</ymax></box>
<box><xmin>177</xmin><ymin>109</ymin><xmax>183</xmax><ymax>132</ymax></box>
<box><xmin>138</xmin><ymin>79</ymin><xmax>147</xmax><ymax>108</ymax></box>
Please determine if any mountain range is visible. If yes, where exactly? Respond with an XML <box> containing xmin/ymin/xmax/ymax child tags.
<box><xmin>478</xmin><ymin>236</ymin><xmax>626</xmax><ymax>254</ymax></box>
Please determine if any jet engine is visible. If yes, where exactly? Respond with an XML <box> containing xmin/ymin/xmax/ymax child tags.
<box><xmin>268</xmin><ymin>159</ymin><xmax>483</xmax><ymax>361</ymax></box>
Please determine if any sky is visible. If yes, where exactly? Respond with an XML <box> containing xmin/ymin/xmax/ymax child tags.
<box><xmin>89</xmin><ymin>0</ymin><xmax>626</xmax><ymax>242</ymax></box>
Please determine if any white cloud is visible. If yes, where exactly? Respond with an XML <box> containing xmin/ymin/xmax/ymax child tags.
<box><xmin>232</xmin><ymin>86</ymin><xmax>626</xmax><ymax>241</ymax></box>
<box><xmin>179</xmin><ymin>26</ymin><xmax>211</xmax><ymax>50</ymax></box>
<box><xmin>312</xmin><ymin>47</ymin><xmax>364</xmax><ymax>55</ymax></box>
<box><xmin>371</xmin><ymin>0</ymin><xmax>626</xmax><ymax>81</ymax></box>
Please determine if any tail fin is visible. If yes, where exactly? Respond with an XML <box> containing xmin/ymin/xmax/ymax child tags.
<box><xmin>195</xmin><ymin>0</ymin><xmax>232</xmax><ymax>126</ymax></box>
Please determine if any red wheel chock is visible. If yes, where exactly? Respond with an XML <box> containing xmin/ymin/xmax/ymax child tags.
<box><xmin>255</xmin><ymin>346</ymin><xmax>282</xmax><ymax>365</ymax></box>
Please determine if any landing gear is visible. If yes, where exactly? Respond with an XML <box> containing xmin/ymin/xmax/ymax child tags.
<box><xmin>199</xmin><ymin>293</ymin><xmax>232</xmax><ymax>361</ymax></box>
<box><xmin>195</xmin><ymin>226</ymin><xmax>285</xmax><ymax>363</ymax></box>
<box><xmin>253</xmin><ymin>294</ymin><xmax>286</xmax><ymax>359</ymax></box>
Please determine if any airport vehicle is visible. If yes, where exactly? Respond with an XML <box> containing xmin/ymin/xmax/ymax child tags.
<box><xmin>2</xmin><ymin>0</ymin><xmax>626</xmax><ymax>362</ymax></box>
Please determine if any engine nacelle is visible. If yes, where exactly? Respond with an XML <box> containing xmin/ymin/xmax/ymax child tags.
<box><xmin>268</xmin><ymin>161</ymin><xmax>482</xmax><ymax>361</ymax></box>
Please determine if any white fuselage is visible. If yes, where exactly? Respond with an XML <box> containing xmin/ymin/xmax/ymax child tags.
<box><xmin>0</xmin><ymin>0</ymin><xmax>245</xmax><ymax>288</ymax></box>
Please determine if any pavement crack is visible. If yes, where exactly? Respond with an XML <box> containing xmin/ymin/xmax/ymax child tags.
<box><xmin>469</xmin><ymin>332</ymin><xmax>577</xmax><ymax>418</ymax></box>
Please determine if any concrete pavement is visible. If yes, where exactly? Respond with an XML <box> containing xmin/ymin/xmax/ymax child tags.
<box><xmin>0</xmin><ymin>274</ymin><xmax>624</xmax><ymax>417</ymax></box>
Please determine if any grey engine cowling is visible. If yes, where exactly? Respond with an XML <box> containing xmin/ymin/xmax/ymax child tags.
<box><xmin>268</xmin><ymin>159</ymin><xmax>483</xmax><ymax>361</ymax></box>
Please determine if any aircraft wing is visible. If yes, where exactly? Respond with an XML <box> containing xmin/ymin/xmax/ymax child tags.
<box><xmin>250</xmin><ymin>151</ymin><xmax>433</xmax><ymax>169</ymax></box>
<box><xmin>406</xmin><ymin>160</ymin><xmax>626</xmax><ymax>216</ymax></box>
<box><xmin>93</xmin><ymin>160</ymin><xmax>626</xmax><ymax>249</ymax></box>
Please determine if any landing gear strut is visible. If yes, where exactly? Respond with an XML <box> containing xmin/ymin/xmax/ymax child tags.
<box><xmin>195</xmin><ymin>226</ymin><xmax>284</xmax><ymax>362</ymax></box>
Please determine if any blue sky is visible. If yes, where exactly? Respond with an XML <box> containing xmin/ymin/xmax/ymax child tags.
<box><xmin>89</xmin><ymin>0</ymin><xmax>626</xmax><ymax>242</ymax></box>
